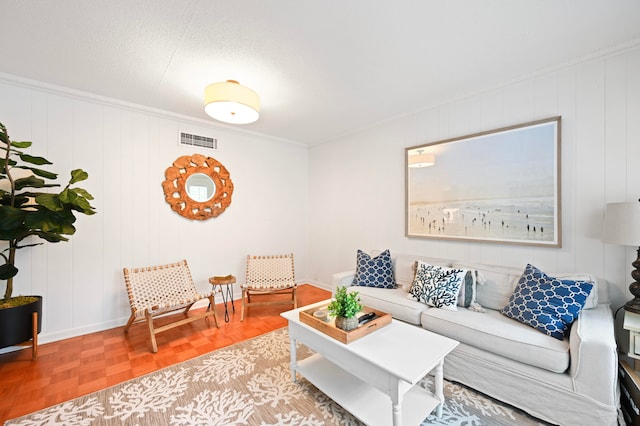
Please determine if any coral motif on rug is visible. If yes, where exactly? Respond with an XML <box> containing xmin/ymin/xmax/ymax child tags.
<box><xmin>5</xmin><ymin>328</ymin><xmax>546</xmax><ymax>425</ymax></box>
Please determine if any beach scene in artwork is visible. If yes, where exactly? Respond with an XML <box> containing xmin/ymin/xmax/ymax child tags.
<box><xmin>408</xmin><ymin>196</ymin><xmax>555</xmax><ymax>242</ymax></box>
<box><xmin>407</xmin><ymin>120</ymin><xmax>559</xmax><ymax>244</ymax></box>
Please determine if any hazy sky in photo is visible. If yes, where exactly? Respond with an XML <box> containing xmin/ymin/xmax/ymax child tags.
<box><xmin>408</xmin><ymin>121</ymin><xmax>557</xmax><ymax>203</ymax></box>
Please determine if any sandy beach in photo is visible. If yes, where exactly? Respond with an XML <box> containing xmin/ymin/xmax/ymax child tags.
<box><xmin>409</xmin><ymin>196</ymin><xmax>555</xmax><ymax>242</ymax></box>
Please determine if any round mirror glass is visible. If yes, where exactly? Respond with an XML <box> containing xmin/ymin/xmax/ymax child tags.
<box><xmin>186</xmin><ymin>173</ymin><xmax>216</xmax><ymax>202</ymax></box>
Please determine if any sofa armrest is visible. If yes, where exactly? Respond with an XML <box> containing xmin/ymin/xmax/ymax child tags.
<box><xmin>332</xmin><ymin>270</ymin><xmax>355</xmax><ymax>289</ymax></box>
<box><xmin>569</xmin><ymin>304</ymin><xmax>618</xmax><ymax>406</ymax></box>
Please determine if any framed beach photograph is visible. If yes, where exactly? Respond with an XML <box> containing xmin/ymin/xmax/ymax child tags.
<box><xmin>405</xmin><ymin>116</ymin><xmax>561</xmax><ymax>247</ymax></box>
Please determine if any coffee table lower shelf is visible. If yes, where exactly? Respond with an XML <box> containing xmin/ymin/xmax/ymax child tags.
<box><xmin>297</xmin><ymin>353</ymin><xmax>438</xmax><ymax>426</ymax></box>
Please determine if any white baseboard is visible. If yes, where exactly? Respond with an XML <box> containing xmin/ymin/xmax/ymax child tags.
<box><xmin>0</xmin><ymin>284</ymin><xmax>330</xmax><ymax>354</ymax></box>
<box><xmin>304</xmin><ymin>280</ymin><xmax>332</xmax><ymax>292</ymax></box>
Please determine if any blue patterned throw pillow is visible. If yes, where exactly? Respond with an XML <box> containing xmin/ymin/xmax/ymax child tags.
<box><xmin>501</xmin><ymin>264</ymin><xmax>593</xmax><ymax>340</ymax></box>
<box><xmin>352</xmin><ymin>249</ymin><xmax>395</xmax><ymax>289</ymax></box>
<box><xmin>407</xmin><ymin>261</ymin><xmax>466</xmax><ymax>311</ymax></box>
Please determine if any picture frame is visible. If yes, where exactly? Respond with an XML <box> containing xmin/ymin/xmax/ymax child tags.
<box><xmin>405</xmin><ymin>116</ymin><xmax>561</xmax><ymax>247</ymax></box>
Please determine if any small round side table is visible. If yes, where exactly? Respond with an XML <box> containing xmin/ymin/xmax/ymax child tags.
<box><xmin>209</xmin><ymin>275</ymin><xmax>236</xmax><ymax>322</ymax></box>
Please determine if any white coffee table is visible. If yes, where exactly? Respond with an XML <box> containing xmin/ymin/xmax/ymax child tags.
<box><xmin>281</xmin><ymin>301</ymin><xmax>459</xmax><ymax>426</ymax></box>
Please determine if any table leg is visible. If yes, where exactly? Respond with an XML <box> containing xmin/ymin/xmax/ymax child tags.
<box><xmin>435</xmin><ymin>359</ymin><xmax>444</xmax><ymax>418</ymax></box>
<box><xmin>289</xmin><ymin>334</ymin><xmax>298</xmax><ymax>383</ymax></box>
<box><xmin>219</xmin><ymin>284</ymin><xmax>231</xmax><ymax>322</ymax></box>
<box><xmin>228</xmin><ymin>284</ymin><xmax>235</xmax><ymax>312</ymax></box>
<box><xmin>392</xmin><ymin>401</ymin><xmax>401</xmax><ymax>426</ymax></box>
<box><xmin>390</xmin><ymin>380</ymin><xmax>407</xmax><ymax>426</ymax></box>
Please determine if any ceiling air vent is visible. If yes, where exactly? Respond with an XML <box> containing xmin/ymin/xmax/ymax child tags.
<box><xmin>179</xmin><ymin>131</ymin><xmax>218</xmax><ymax>150</ymax></box>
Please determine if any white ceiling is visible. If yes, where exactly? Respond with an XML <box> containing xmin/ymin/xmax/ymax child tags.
<box><xmin>1</xmin><ymin>1</ymin><xmax>639</xmax><ymax>146</ymax></box>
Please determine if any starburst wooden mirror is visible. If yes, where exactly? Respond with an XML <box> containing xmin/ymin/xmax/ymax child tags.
<box><xmin>162</xmin><ymin>154</ymin><xmax>234</xmax><ymax>220</ymax></box>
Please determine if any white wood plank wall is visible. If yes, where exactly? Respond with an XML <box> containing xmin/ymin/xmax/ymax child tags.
<box><xmin>309</xmin><ymin>44</ymin><xmax>640</xmax><ymax>312</ymax></box>
<box><xmin>0</xmin><ymin>78</ymin><xmax>309</xmax><ymax>345</ymax></box>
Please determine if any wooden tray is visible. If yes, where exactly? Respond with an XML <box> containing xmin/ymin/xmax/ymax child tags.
<box><xmin>299</xmin><ymin>305</ymin><xmax>391</xmax><ymax>344</ymax></box>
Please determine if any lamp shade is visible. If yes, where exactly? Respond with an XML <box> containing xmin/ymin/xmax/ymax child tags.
<box><xmin>603</xmin><ymin>200</ymin><xmax>640</xmax><ymax>246</ymax></box>
<box><xmin>408</xmin><ymin>153</ymin><xmax>435</xmax><ymax>168</ymax></box>
<box><xmin>204</xmin><ymin>80</ymin><xmax>260</xmax><ymax>124</ymax></box>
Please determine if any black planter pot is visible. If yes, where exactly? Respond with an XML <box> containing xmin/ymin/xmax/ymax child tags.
<box><xmin>0</xmin><ymin>295</ymin><xmax>42</xmax><ymax>349</ymax></box>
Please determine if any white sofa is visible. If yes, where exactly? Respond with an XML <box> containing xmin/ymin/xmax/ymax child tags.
<box><xmin>332</xmin><ymin>252</ymin><xmax>619</xmax><ymax>426</ymax></box>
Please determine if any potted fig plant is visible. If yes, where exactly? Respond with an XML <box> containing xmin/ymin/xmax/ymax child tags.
<box><xmin>327</xmin><ymin>286</ymin><xmax>362</xmax><ymax>331</ymax></box>
<box><xmin>0</xmin><ymin>121</ymin><xmax>96</xmax><ymax>349</ymax></box>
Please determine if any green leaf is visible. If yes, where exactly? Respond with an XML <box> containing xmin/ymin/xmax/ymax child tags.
<box><xmin>14</xmin><ymin>176</ymin><xmax>46</xmax><ymax>190</ymax></box>
<box><xmin>0</xmin><ymin>206</ymin><xmax>26</xmax><ymax>231</ymax></box>
<box><xmin>26</xmin><ymin>230</ymin><xmax>71</xmax><ymax>243</ymax></box>
<box><xmin>71</xmin><ymin>197</ymin><xmax>96</xmax><ymax>215</ymax></box>
<box><xmin>34</xmin><ymin>193</ymin><xmax>64</xmax><ymax>211</ymax></box>
<box><xmin>70</xmin><ymin>169</ymin><xmax>89</xmax><ymax>184</ymax></box>
<box><xmin>59</xmin><ymin>188</ymin><xmax>96</xmax><ymax>215</ymax></box>
<box><xmin>7</xmin><ymin>194</ymin><xmax>33</xmax><ymax>209</ymax></box>
<box><xmin>11</xmin><ymin>141</ymin><xmax>31</xmax><ymax>149</ymax></box>
<box><xmin>0</xmin><ymin>229</ymin><xmax>24</xmax><ymax>241</ymax></box>
<box><xmin>29</xmin><ymin>167</ymin><xmax>60</xmax><ymax>179</ymax></box>
<box><xmin>15</xmin><ymin>166</ymin><xmax>60</xmax><ymax>180</ymax></box>
<box><xmin>14</xmin><ymin>242</ymin><xmax>44</xmax><ymax>249</ymax></box>
<box><xmin>24</xmin><ymin>207</ymin><xmax>76</xmax><ymax>235</ymax></box>
<box><xmin>72</xmin><ymin>187</ymin><xmax>94</xmax><ymax>201</ymax></box>
<box><xmin>0</xmin><ymin>263</ymin><xmax>19</xmax><ymax>280</ymax></box>
<box><xmin>19</xmin><ymin>153</ymin><xmax>52</xmax><ymax>166</ymax></box>
<box><xmin>58</xmin><ymin>188</ymin><xmax>74</xmax><ymax>203</ymax></box>
<box><xmin>0</xmin><ymin>159</ymin><xmax>17</xmax><ymax>173</ymax></box>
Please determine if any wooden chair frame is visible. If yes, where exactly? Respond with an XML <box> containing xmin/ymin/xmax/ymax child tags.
<box><xmin>241</xmin><ymin>253</ymin><xmax>297</xmax><ymax>321</ymax></box>
<box><xmin>123</xmin><ymin>259</ymin><xmax>219</xmax><ymax>353</ymax></box>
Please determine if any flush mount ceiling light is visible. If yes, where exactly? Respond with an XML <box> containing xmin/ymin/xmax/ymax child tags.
<box><xmin>408</xmin><ymin>150</ymin><xmax>435</xmax><ymax>168</ymax></box>
<box><xmin>204</xmin><ymin>80</ymin><xmax>260</xmax><ymax>124</ymax></box>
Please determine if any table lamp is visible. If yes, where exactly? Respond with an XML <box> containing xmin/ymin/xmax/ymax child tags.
<box><xmin>603</xmin><ymin>199</ymin><xmax>640</xmax><ymax>313</ymax></box>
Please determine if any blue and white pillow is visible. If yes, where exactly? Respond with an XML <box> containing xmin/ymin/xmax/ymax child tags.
<box><xmin>455</xmin><ymin>270</ymin><xmax>485</xmax><ymax>312</ymax></box>
<box><xmin>408</xmin><ymin>262</ymin><xmax>466</xmax><ymax>311</ymax></box>
<box><xmin>352</xmin><ymin>249</ymin><xmax>395</xmax><ymax>289</ymax></box>
<box><xmin>501</xmin><ymin>264</ymin><xmax>593</xmax><ymax>340</ymax></box>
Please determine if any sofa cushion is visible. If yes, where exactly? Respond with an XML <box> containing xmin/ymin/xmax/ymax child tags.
<box><xmin>422</xmin><ymin>307</ymin><xmax>570</xmax><ymax>373</ymax></box>
<box><xmin>348</xmin><ymin>286</ymin><xmax>426</xmax><ymax>325</ymax></box>
<box><xmin>408</xmin><ymin>262</ymin><xmax>466</xmax><ymax>311</ymax></box>
<box><xmin>352</xmin><ymin>249</ymin><xmax>395</xmax><ymax>289</ymax></box>
<box><xmin>501</xmin><ymin>264</ymin><xmax>594</xmax><ymax>340</ymax></box>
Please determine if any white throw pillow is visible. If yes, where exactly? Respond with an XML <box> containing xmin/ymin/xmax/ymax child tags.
<box><xmin>407</xmin><ymin>261</ymin><xmax>466</xmax><ymax>311</ymax></box>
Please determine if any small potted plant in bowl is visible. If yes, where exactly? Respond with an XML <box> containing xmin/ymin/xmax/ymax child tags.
<box><xmin>327</xmin><ymin>286</ymin><xmax>362</xmax><ymax>331</ymax></box>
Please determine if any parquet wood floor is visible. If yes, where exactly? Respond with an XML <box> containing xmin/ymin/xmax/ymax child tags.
<box><xmin>0</xmin><ymin>284</ymin><xmax>331</xmax><ymax>423</ymax></box>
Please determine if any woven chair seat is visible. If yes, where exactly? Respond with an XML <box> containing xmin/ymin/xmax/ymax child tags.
<box><xmin>243</xmin><ymin>279</ymin><xmax>296</xmax><ymax>290</ymax></box>
<box><xmin>123</xmin><ymin>259</ymin><xmax>219</xmax><ymax>352</ymax></box>
<box><xmin>126</xmin><ymin>263</ymin><xmax>212</xmax><ymax>316</ymax></box>
<box><xmin>241</xmin><ymin>253</ymin><xmax>297</xmax><ymax>321</ymax></box>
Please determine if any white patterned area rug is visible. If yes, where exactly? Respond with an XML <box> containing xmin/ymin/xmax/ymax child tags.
<box><xmin>5</xmin><ymin>328</ymin><xmax>547</xmax><ymax>425</ymax></box>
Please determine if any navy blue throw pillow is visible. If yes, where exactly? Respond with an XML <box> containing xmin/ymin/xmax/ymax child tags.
<box><xmin>352</xmin><ymin>249</ymin><xmax>395</xmax><ymax>289</ymax></box>
<box><xmin>501</xmin><ymin>264</ymin><xmax>593</xmax><ymax>340</ymax></box>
